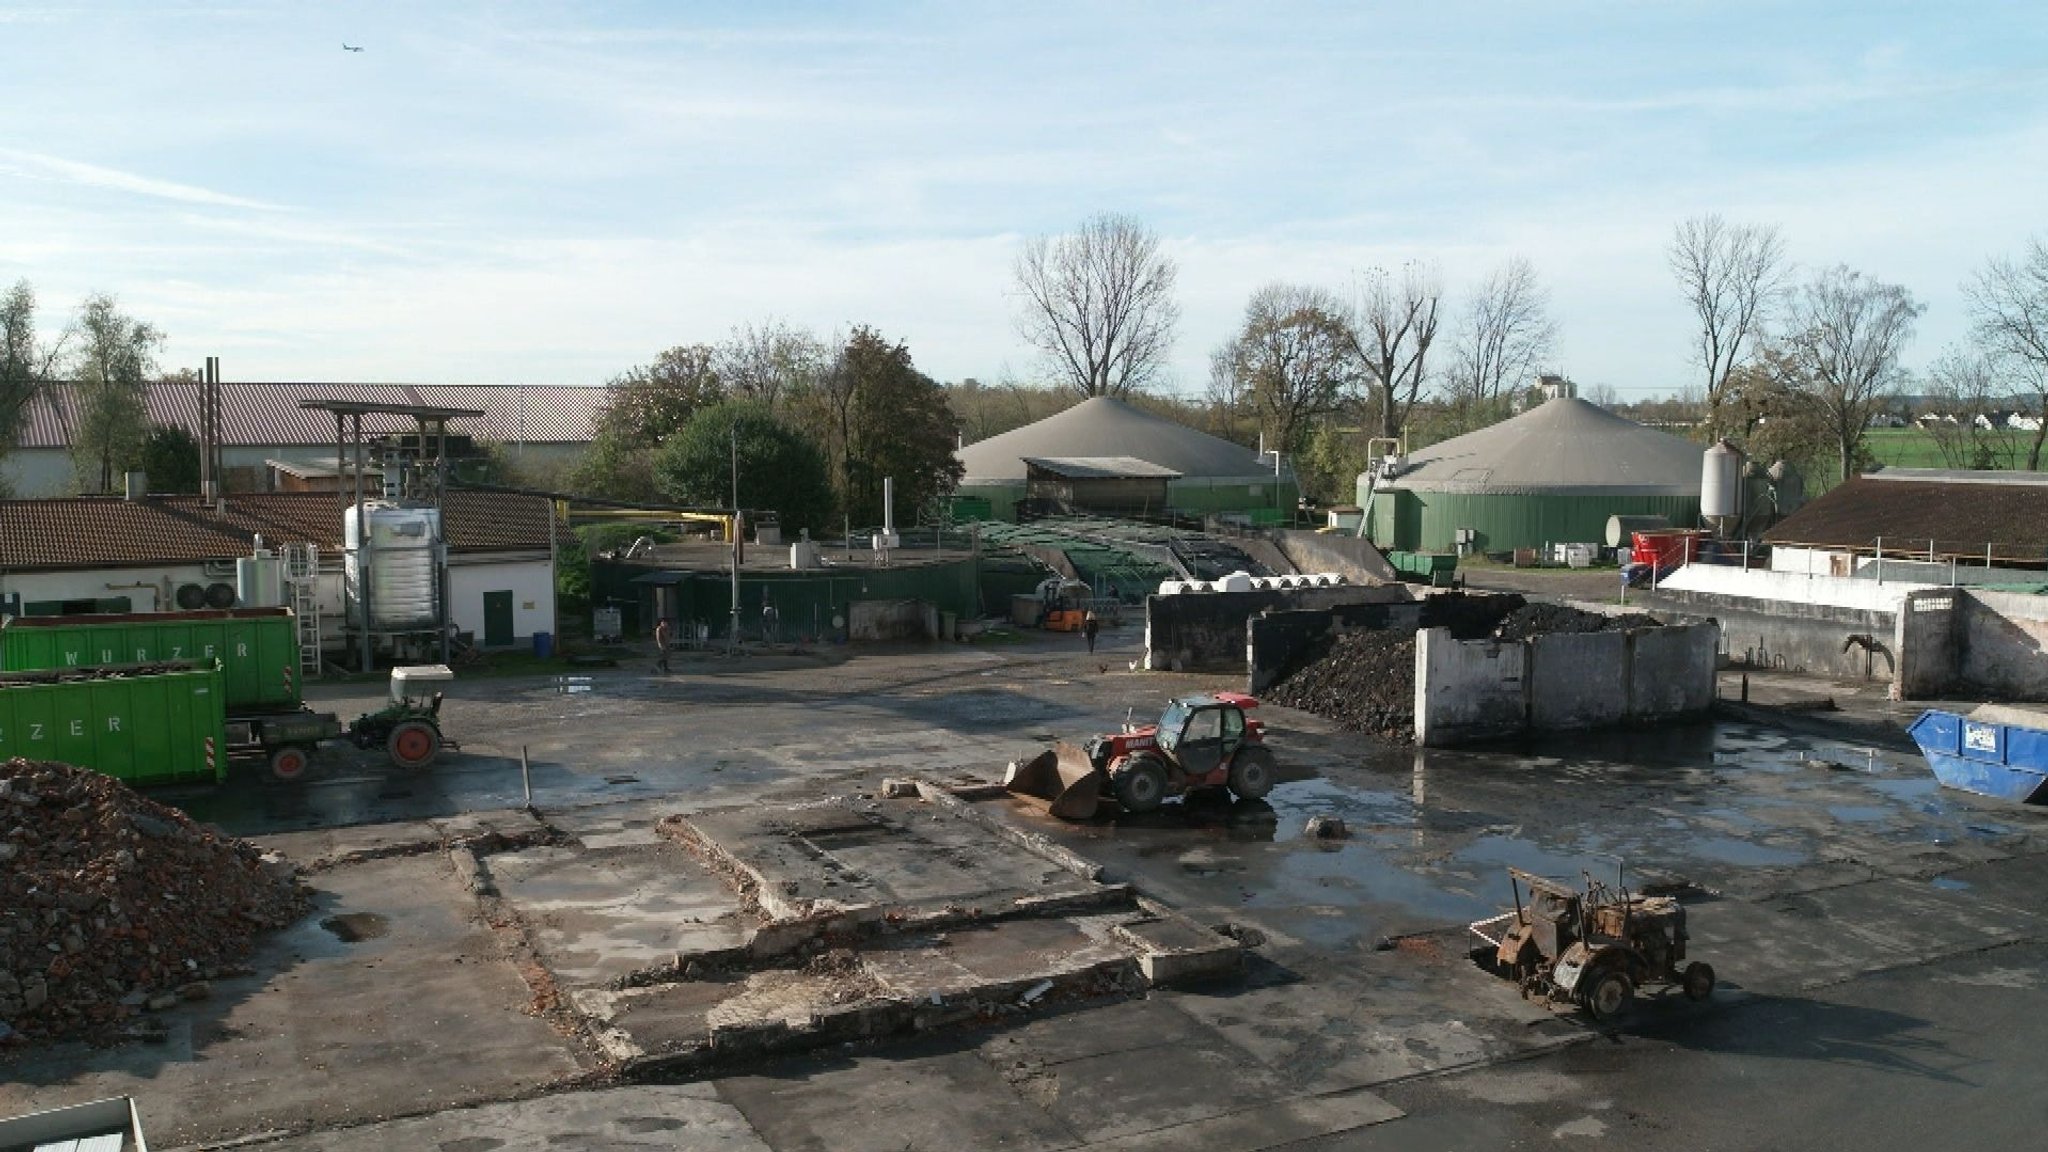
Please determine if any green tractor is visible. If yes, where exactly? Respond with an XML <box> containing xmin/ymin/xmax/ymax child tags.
<box><xmin>348</xmin><ymin>664</ymin><xmax>456</xmax><ymax>769</ymax></box>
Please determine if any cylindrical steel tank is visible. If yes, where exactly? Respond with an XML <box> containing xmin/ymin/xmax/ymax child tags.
<box><xmin>1606</xmin><ymin>514</ymin><xmax>1672</xmax><ymax>548</ymax></box>
<box><xmin>236</xmin><ymin>550</ymin><xmax>288</xmax><ymax>608</ymax></box>
<box><xmin>1701</xmin><ymin>440</ymin><xmax>1743</xmax><ymax>520</ymax></box>
<box><xmin>344</xmin><ymin>503</ymin><xmax>442</xmax><ymax>631</ymax></box>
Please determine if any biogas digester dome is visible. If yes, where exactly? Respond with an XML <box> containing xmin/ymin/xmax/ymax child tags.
<box><xmin>1365</xmin><ymin>397</ymin><xmax>1705</xmax><ymax>553</ymax></box>
<box><xmin>956</xmin><ymin>396</ymin><xmax>1295</xmax><ymax>520</ymax></box>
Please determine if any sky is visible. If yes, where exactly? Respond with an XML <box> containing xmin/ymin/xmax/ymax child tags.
<box><xmin>1</xmin><ymin>2</ymin><xmax>2044</xmax><ymax>399</ymax></box>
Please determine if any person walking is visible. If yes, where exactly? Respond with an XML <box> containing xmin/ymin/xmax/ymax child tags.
<box><xmin>653</xmin><ymin>617</ymin><xmax>673</xmax><ymax>674</ymax></box>
<box><xmin>1083</xmin><ymin>610</ymin><xmax>1100</xmax><ymax>654</ymax></box>
<box><xmin>762</xmin><ymin>600</ymin><xmax>779</xmax><ymax>644</ymax></box>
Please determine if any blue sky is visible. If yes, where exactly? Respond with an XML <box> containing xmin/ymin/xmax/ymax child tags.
<box><xmin>1</xmin><ymin>2</ymin><xmax>2043</xmax><ymax>397</ymax></box>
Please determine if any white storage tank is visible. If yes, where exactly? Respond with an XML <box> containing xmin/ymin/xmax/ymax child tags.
<box><xmin>1701</xmin><ymin>439</ymin><xmax>1743</xmax><ymax>521</ymax></box>
<box><xmin>345</xmin><ymin>502</ymin><xmax>442</xmax><ymax>631</ymax></box>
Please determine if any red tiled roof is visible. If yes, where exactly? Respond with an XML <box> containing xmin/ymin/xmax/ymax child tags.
<box><xmin>0</xmin><ymin>490</ymin><xmax>565</xmax><ymax>572</ymax></box>
<box><xmin>15</xmin><ymin>382</ymin><xmax>604</xmax><ymax>449</ymax></box>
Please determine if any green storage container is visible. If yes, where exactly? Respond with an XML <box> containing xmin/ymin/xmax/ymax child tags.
<box><xmin>1</xmin><ymin>609</ymin><xmax>301</xmax><ymax>714</ymax></box>
<box><xmin>0</xmin><ymin>663</ymin><xmax>228</xmax><ymax>786</ymax></box>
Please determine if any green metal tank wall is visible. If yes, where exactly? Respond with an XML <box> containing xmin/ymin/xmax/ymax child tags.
<box><xmin>600</xmin><ymin>554</ymin><xmax>982</xmax><ymax>639</ymax></box>
<box><xmin>1367</xmin><ymin>490</ymin><xmax>1701</xmax><ymax>552</ymax></box>
<box><xmin>954</xmin><ymin>478</ymin><xmax>1298</xmax><ymax>523</ymax></box>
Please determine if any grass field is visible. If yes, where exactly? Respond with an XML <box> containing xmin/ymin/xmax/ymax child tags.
<box><xmin>1860</xmin><ymin>427</ymin><xmax>2038</xmax><ymax>471</ymax></box>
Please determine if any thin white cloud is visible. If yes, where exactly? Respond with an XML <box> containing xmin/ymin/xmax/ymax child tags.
<box><xmin>0</xmin><ymin>148</ymin><xmax>285</xmax><ymax>212</ymax></box>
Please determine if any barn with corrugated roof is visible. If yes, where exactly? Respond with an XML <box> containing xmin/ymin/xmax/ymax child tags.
<box><xmin>955</xmin><ymin>396</ymin><xmax>1294</xmax><ymax>521</ymax></box>
<box><xmin>2</xmin><ymin>381</ymin><xmax>604</xmax><ymax>497</ymax></box>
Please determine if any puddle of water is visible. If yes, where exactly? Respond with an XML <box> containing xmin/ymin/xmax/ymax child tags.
<box><xmin>1827</xmin><ymin>805</ymin><xmax>1891</xmax><ymax>824</ymax></box>
<box><xmin>320</xmin><ymin>912</ymin><xmax>389</xmax><ymax>942</ymax></box>
<box><xmin>1457</xmin><ymin>834</ymin><xmax>1605</xmax><ymax>881</ymax></box>
<box><xmin>1929</xmin><ymin>876</ymin><xmax>1973</xmax><ymax>892</ymax></box>
<box><xmin>1685</xmin><ymin>835</ymin><xmax>1806</xmax><ymax>867</ymax></box>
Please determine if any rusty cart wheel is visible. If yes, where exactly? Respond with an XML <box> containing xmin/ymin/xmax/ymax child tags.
<box><xmin>1584</xmin><ymin>968</ymin><xmax>1635</xmax><ymax>1022</ymax></box>
<box><xmin>268</xmin><ymin>745</ymin><xmax>312</xmax><ymax>783</ymax></box>
<box><xmin>1113</xmin><ymin>755</ymin><xmax>1169</xmax><ymax>814</ymax></box>
<box><xmin>387</xmin><ymin>720</ymin><xmax>442</xmax><ymax>770</ymax></box>
<box><xmin>1683</xmin><ymin>961</ymin><xmax>1716</xmax><ymax>1001</ymax></box>
<box><xmin>1227</xmin><ymin>747</ymin><xmax>1275</xmax><ymax>801</ymax></box>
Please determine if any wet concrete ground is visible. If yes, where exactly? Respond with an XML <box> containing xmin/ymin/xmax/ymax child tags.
<box><xmin>5</xmin><ymin>630</ymin><xmax>2047</xmax><ymax>1151</ymax></box>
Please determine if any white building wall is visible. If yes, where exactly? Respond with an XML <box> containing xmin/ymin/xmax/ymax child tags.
<box><xmin>0</xmin><ymin>564</ymin><xmax>219</xmax><ymax>613</ymax></box>
<box><xmin>0</xmin><ymin>449</ymin><xmax>78</xmax><ymax>498</ymax></box>
<box><xmin>447</xmin><ymin>556</ymin><xmax>556</xmax><ymax>645</ymax></box>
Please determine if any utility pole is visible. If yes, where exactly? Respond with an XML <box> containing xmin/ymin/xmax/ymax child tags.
<box><xmin>729</xmin><ymin>424</ymin><xmax>741</xmax><ymax>653</ymax></box>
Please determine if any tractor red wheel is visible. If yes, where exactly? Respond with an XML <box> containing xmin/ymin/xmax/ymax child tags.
<box><xmin>387</xmin><ymin>720</ymin><xmax>442</xmax><ymax>769</ymax></box>
<box><xmin>1227</xmin><ymin>748</ymin><xmax>1275</xmax><ymax>800</ymax></box>
<box><xmin>268</xmin><ymin>745</ymin><xmax>312</xmax><ymax>783</ymax></box>
<box><xmin>1584</xmin><ymin>968</ymin><xmax>1635</xmax><ymax>1022</ymax></box>
<box><xmin>1113</xmin><ymin>755</ymin><xmax>1169</xmax><ymax>814</ymax></box>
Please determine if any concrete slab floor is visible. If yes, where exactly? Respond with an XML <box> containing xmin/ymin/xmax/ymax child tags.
<box><xmin>7</xmin><ymin>640</ymin><xmax>2048</xmax><ymax>1151</ymax></box>
<box><xmin>0</xmin><ymin>854</ymin><xmax>585</xmax><ymax>1148</ymax></box>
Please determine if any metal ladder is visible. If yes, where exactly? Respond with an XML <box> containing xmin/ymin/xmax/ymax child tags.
<box><xmin>286</xmin><ymin>543</ymin><xmax>322</xmax><ymax>679</ymax></box>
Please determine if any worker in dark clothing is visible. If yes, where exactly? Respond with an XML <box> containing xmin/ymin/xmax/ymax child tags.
<box><xmin>1083</xmin><ymin>610</ymin><xmax>1100</xmax><ymax>653</ymax></box>
<box><xmin>653</xmin><ymin>617</ymin><xmax>673</xmax><ymax>674</ymax></box>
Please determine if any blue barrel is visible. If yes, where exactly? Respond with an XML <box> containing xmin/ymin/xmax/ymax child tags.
<box><xmin>533</xmin><ymin>631</ymin><xmax>554</xmax><ymax>658</ymax></box>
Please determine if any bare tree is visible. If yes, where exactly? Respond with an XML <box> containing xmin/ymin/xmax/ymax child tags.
<box><xmin>1669</xmin><ymin>215</ymin><xmax>1788</xmax><ymax>434</ymax></box>
<box><xmin>1203</xmin><ymin>345</ymin><xmax>1248</xmax><ymax>443</ymax></box>
<box><xmin>1216</xmin><ymin>284</ymin><xmax>1361</xmax><ymax>459</ymax></box>
<box><xmin>1923</xmin><ymin>348</ymin><xmax>2024</xmax><ymax>470</ymax></box>
<box><xmin>1782</xmin><ymin>265</ymin><xmax>1923</xmax><ymax>483</ymax></box>
<box><xmin>1344</xmin><ymin>263</ymin><xmax>1441</xmax><ymax>439</ymax></box>
<box><xmin>1963</xmin><ymin>237</ymin><xmax>2048</xmax><ymax>469</ymax></box>
<box><xmin>1012</xmin><ymin>213</ymin><xmax>1179</xmax><ymax>398</ymax></box>
<box><xmin>716</xmin><ymin>320</ymin><xmax>829</xmax><ymax>410</ymax></box>
<box><xmin>1445</xmin><ymin>257</ymin><xmax>1556</xmax><ymax>408</ymax></box>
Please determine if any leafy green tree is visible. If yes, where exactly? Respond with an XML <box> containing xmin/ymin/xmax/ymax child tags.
<box><xmin>138</xmin><ymin>422</ymin><xmax>201</xmax><ymax>493</ymax></box>
<box><xmin>572</xmin><ymin>344</ymin><xmax>724</xmax><ymax>498</ymax></box>
<box><xmin>653</xmin><ymin>399</ymin><xmax>835</xmax><ymax>534</ymax></box>
<box><xmin>69</xmin><ymin>293</ymin><xmax>162</xmax><ymax>493</ymax></box>
<box><xmin>835</xmin><ymin>327</ymin><xmax>963</xmax><ymax>526</ymax></box>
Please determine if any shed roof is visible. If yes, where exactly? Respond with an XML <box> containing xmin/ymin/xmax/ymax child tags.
<box><xmin>958</xmin><ymin>397</ymin><xmax>1271</xmax><ymax>482</ymax></box>
<box><xmin>1022</xmin><ymin>456</ymin><xmax>1183</xmax><ymax>480</ymax></box>
<box><xmin>1381</xmin><ymin>396</ymin><xmax>1705</xmax><ymax>495</ymax></box>
<box><xmin>15</xmin><ymin>382</ymin><xmax>604</xmax><ymax>449</ymax></box>
<box><xmin>1762</xmin><ymin>474</ymin><xmax>2048</xmax><ymax>559</ymax></box>
<box><xmin>0</xmin><ymin>490</ymin><xmax>564</xmax><ymax>572</ymax></box>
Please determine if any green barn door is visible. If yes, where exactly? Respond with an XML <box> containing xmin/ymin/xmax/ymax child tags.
<box><xmin>483</xmin><ymin>590</ymin><xmax>515</xmax><ymax>647</ymax></box>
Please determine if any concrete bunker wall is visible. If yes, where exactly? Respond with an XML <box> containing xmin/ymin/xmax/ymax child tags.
<box><xmin>1894</xmin><ymin>587</ymin><xmax>2048</xmax><ymax>701</ymax></box>
<box><xmin>1414</xmin><ymin>622</ymin><xmax>1720</xmax><ymax>747</ymax></box>
<box><xmin>1247</xmin><ymin>600</ymin><xmax>1427</xmax><ymax>692</ymax></box>
<box><xmin>1637</xmin><ymin>589</ymin><xmax>1898</xmax><ymax>681</ymax></box>
<box><xmin>1145</xmin><ymin>584</ymin><xmax>1414</xmax><ymax>672</ymax></box>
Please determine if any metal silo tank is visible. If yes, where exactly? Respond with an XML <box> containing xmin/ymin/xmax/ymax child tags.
<box><xmin>1701</xmin><ymin>440</ymin><xmax>1743</xmax><ymax>521</ymax></box>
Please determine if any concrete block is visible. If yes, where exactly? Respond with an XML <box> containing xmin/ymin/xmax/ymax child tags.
<box><xmin>1628</xmin><ymin>622</ymin><xmax>1719</xmax><ymax>719</ymax></box>
<box><xmin>1528</xmin><ymin>631</ymin><xmax>1629</xmax><ymax>729</ymax></box>
<box><xmin>1415</xmin><ymin>628</ymin><xmax>1527</xmax><ymax>747</ymax></box>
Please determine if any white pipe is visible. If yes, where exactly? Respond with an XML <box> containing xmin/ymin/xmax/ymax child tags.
<box><xmin>883</xmin><ymin>477</ymin><xmax>895</xmax><ymax>537</ymax></box>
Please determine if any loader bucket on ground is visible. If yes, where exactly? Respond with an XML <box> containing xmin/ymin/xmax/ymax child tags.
<box><xmin>1003</xmin><ymin>742</ymin><xmax>1107</xmax><ymax>820</ymax></box>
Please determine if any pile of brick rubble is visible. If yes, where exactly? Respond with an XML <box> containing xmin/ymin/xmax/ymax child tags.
<box><xmin>0</xmin><ymin>758</ymin><xmax>309</xmax><ymax>1045</ymax></box>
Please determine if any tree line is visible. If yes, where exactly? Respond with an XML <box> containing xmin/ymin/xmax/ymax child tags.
<box><xmin>568</xmin><ymin>323</ymin><xmax>962</xmax><ymax>534</ymax></box>
<box><xmin>0</xmin><ymin>282</ymin><xmax>200</xmax><ymax>497</ymax></box>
